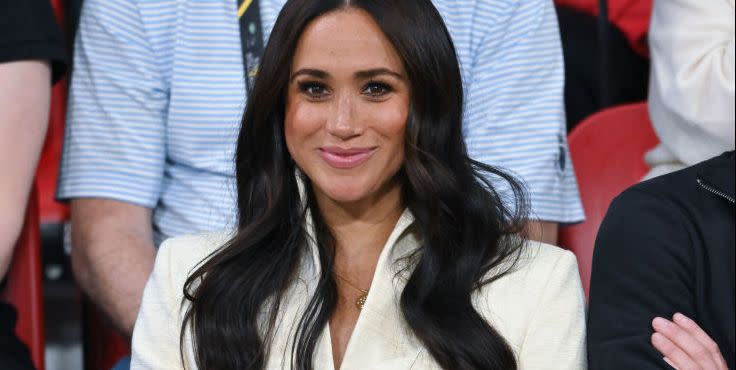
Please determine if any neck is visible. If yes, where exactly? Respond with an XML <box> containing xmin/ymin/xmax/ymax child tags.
<box><xmin>314</xmin><ymin>180</ymin><xmax>404</xmax><ymax>280</ymax></box>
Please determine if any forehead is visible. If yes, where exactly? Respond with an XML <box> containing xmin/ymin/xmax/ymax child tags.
<box><xmin>291</xmin><ymin>8</ymin><xmax>404</xmax><ymax>73</ymax></box>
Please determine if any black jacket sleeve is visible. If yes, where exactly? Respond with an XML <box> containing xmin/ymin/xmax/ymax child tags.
<box><xmin>587</xmin><ymin>188</ymin><xmax>696</xmax><ymax>370</ymax></box>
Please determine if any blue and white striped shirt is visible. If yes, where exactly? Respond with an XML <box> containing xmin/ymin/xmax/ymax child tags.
<box><xmin>59</xmin><ymin>0</ymin><xmax>584</xmax><ymax>244</ymax></box>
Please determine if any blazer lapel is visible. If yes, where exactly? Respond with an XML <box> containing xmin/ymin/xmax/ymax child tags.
<box><xmin>337</xmin><ymin>212</ymin><xmax>426</xmax><ymax>369</ymax></box>
<box><xmin>283</xmin><ymin>209</ymin><xmax>426</xmax><ymax>370</ymax></box>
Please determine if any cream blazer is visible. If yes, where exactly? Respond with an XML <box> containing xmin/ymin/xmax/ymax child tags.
<box><xmin>131</xmin><ymin>211</ymin><xmax>587</xmax><ymax>369</ymax></box>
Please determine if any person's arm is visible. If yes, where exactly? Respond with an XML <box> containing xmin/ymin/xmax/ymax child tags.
<box><xmin>525</xmin><ymin>221</ymin><xmax>559</xmax><ymax>246</ymax></box>
<box><xmin>58</xmin><ymin>0</ymin><xmax>167</xmax><ymax>336</ymax></box>
<box><xmin>70</xmin><ymin>199</ymin><xmax>156</xmax><ymax>335</ymax></box>
<box><xmin>518</xmin><ymin>250</ymin><xmax>587</xmax><ymax>369</ymax></box>
<box><xmin>462</xmin><ymin>0</ymin><xmax>584</xmax><ymax>244</ymax></box>
<box><xmin>0</xmin><ymin>60</ymin><xmax>51</xmax><ymax>278</ymax></box>
<box><xmin>587</xmin><ymin>188</ymin><xmax>696</xmax><ymax>369</ymax></box>
<box><xmin>648</xmin><ymin>0</ymin><xmax>735</xmax><ymax>163</ymax></box>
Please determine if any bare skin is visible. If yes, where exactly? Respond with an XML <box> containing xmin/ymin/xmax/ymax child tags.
<box><xmin>651</xmin><ymin>313</ymin><xmax>728</xmax><ymax>370</ymax></box>
<box><xmin>70</xmin><ymin>199</ymin><xmax>156</xmax><ymax>336</ymax></box>
<box><xmin>528</xmin><ymin>220</ymin><xmax>558</xmax><ymax>245</ymax></box>
<box><xmin>0</xmin><ymin>60</ymin><xmax>51</xmax><ymax>278</ymax></box>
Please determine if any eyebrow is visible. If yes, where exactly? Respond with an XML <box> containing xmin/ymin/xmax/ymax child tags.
<box><xmin>290</xmin><ymin>68</ymin><xmax>405</xmax><ymax>82</ymax></box>
<box><xmin>290</xmin><ymin>68</ymin><xmax>328</xmax><ymax>81</ymax></box>
<box><xmin>355</xmin><ymin>68</ymin><xmax>405</xmax><ymax>80</ymax></box>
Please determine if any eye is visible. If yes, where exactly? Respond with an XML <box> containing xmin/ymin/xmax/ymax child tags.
<box><xmin>362</xmin><ymin>82</ymin><xmax>393</xmax><ymax>99</ymax></box>
<box><xmin>298</xmin><ymin>81</ymin><xmax>330</xmax><ymax>99</ymax></box>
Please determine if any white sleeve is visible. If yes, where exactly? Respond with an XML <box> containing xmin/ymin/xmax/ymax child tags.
<box><xmin>131</xmin><ymin>240</ymin><xmax>185</xmax><ymax>370</ymax></box>
<box><xmin>648</xmin><ymin>0</ymin><xmax>735</xmax><ymax>164</ymax></box>
<box><xmin>518</xmin><ymin>251</ymin><xmax>587</xmax><ymax>370</ymax></box>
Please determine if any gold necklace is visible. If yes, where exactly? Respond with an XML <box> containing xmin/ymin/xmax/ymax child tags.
<box><xmin>334</xmin><ymin>273</ymin><xmax>370</xmax><ymax>310</ymax></box>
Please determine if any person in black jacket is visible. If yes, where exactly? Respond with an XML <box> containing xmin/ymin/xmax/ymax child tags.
<box><xmin>588</xmin><ymin>151</ymin><xmax>734</xmax><ymax>369</ymax></box>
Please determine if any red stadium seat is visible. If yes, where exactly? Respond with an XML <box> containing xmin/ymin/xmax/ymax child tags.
<box><xmin>82</xmin><ymin>300</ymin><xmax>130</xmax><ymax>370</ymax></box>
<box><xmin>39</xmin><ymin>0</ymin><xmax>70</xmax><ymax>224</ymax></box>
<box><xmin>37</xmin><ymin>75</ymin><xmax>70</xmax><ymax>224</ymax></box>
<box><xmin>558</xmin><ymin>102</ymin><xmax>659</xmax><ymax>300</ymax></box>
<box><xmin>1</xmin><ymin>187</ymin><xmax>45</xmax><ymax>370</ymax></box>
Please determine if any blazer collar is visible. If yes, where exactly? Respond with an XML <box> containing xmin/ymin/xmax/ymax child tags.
<box><xmin>302</xmin><ymin>209</ymin><xmax>424</xmax><ymax>369</ymax></box>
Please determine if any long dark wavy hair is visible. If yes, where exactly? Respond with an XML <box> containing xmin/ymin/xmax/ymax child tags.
<box><xmin>181</xmin><ymin>0</ymin><xmax>529</xmax><ymax>369</ymax></box>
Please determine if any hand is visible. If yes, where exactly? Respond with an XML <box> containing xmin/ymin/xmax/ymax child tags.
<box><xmin>651</xmin><ymin>313</ymin><xmax>728</xmax><ymax>370</ymax></box>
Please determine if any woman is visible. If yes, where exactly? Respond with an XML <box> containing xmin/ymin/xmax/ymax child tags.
<box><xmin>131</xmin><ymin>0</ymin><xmax>586</xmax><ymax>369</ymax></box>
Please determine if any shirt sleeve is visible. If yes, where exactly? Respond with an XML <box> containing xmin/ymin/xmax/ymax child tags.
<box><xmin>131</xmin><ymin>239</ymin><xmax>185</xmax><ymax>370</ymax></box>
<box><xmin>463</xmin><ymin>0</ymin><xmax>584</xmax><ymax>224</ymax></box>
<box><xmin>518</xmin><ymin>250</ymin><xmax>587</xmax><ymax>369</ymax></box>
<box><xmin>57</xmin><ymin>0</ymin><xmax>167</xmax><ymax>208</ymax></box>
<box><xmin>0</xmin><ymin>0</ymin><xmax>67</xmax><ymax>82</ymax></box>
<box><xmin>587</xmin><ymin>188</ymin><xmax>695</xmax><ymax>369</ymax></box>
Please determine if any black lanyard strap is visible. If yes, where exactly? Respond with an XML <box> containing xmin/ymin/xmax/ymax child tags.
<box><xmin>237</xmin><ymin>0</ymin><xmax>264</xmax><ymax>94</ymax></box>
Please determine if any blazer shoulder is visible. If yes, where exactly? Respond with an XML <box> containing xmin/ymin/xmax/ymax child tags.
<box><xmin>473</xmin><ymin>241</ymin><xmax>585</xmax><ymax>353</ymax></box>
<box><xmin>479</xmin><ymin>241</ymin><xmax>581</xmax><ymax>301</ymax></box>
<box><xmin>516</xmin><ymin>241</ymin><xmax>579</xmax><ymax>278</ymax></box>
<box><xmin>156</xmin><ymin>230</ymin><xmax>234</xmax><ymax>284</ymax></box>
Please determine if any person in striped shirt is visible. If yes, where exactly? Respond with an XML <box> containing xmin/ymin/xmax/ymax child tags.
<box><xmin>58</xmin><ymin>0</ymin><xmax>584</xmax><ymax>341</ymax></box>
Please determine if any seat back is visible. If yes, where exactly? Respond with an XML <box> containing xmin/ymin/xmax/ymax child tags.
<box><xmin>558</xmin><ymin>102</ymin><xmax>659</xmax><ymax>299</ymax></box>
<box><xmin>39</xmin><ymin>0</ymin><xmax>71</xmax><ymax>224</ymax></box>
<box><xmin>37</xmin><ymin>70</ymin><xmax>70</xmax><ymax>224</ymax></box>
<box><xmin>1</xmin><ymin>187</ymin><xmax>45</xmax><ymax>370</ymax></box>
<box><xmin>82</xmin><ymin>299</ymin><xmax>130</xmax><ymax>370</ymax></box>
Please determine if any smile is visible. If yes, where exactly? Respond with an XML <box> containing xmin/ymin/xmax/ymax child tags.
<box><xmin>318</xmin><ymin>146</ymin><xmax>377</xmax><ymax>169</ymax></box>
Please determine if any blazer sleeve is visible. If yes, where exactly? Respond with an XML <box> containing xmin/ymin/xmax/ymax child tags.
<box><xmin>131</xmin><ymin>240</ymin><xmax>185</xmax><ymax>370</ymax></box>
<box><xmin>587</xmin><ymin>188</ymin><xmax>696</xmax><ymax>369</ymax></box>
<box><xmin>519</xmin><ymin>250</ymin><xmax>587</xmax><ymax>369</ymax></box>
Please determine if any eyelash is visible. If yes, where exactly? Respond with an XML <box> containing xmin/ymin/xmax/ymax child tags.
<box><xmin>296</xmin><ymin>81</ymin><xmax>394</xmax><ymax>100</ymax></box>
<box><xmin>362</xmin><ymin>81</ymin><xmax>393</xmax><ymax>98</ymax></box>
<box><xmin>298</xmin><ymin>81</ymin><xmax>329</xmax><ymax>99</ymax></box>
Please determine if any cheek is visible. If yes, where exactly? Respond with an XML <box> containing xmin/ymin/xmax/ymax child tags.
<box><xmin>284</xmin><ymin>99</ymin><xmax>324</xmax><ymax>157</ymax></box>
<box><xmin>369</xmin><ymin>100</ymin><xmax>409</xmax><ymax>154</ymax></box>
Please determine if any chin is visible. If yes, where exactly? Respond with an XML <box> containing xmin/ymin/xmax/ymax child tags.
<box><xmin>322</xmin><ymin>186</ymin><xmax>372</xmax><ymax>204</ymax></box>
<box><xmin>314</xmin><ymin>177</ymin><xmax>374</xmax><ymax>204</ymax></box>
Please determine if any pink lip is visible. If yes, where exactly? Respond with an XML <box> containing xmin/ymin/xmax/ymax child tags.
<box><xmin>318</xmin><ymin>146</ymin><xmax>377</xmax><ymax>169</ymax></box>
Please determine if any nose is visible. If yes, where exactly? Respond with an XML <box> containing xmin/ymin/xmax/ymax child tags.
<box><xmin>325</xmin><ymin>92</ymin><xmax>362</xmax><ymax>140</ymax></box>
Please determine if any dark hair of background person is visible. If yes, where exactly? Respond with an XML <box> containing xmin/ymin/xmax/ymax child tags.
<box><xmin>180</xmin><ymin>0</ymin><xmax>529</xmax><ymax>369</ymax></box>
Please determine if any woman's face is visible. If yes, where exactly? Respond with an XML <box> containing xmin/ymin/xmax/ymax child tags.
<box><xmin>285</xmin><ymin>9</ymin><xmax>410</xmax><ymax>206</ymax></box>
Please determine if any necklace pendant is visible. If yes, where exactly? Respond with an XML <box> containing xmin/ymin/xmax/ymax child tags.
<box><xmin>356</xmin><ymin>293</ymin><xmax>368</xmax><ymax>310</ymax></box>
